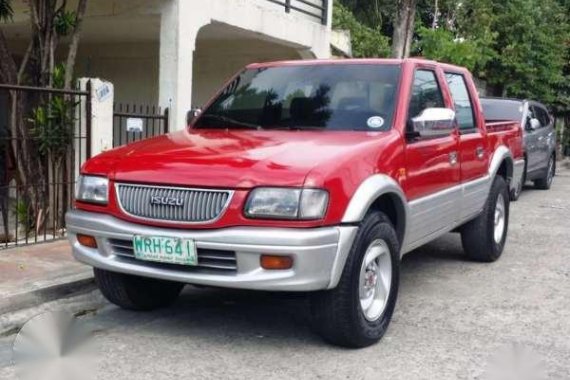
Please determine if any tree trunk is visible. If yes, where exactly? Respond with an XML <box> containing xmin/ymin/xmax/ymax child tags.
<box><xmin>0</xmin><ymin>29</ymin><xmax>17</xmax><ymax>84</ymax></box>
<box><xmin>64</xmin><ymin>0</ymin><xmax>88</xmax><ymax>89</ymax></box>
<box><xmin>391</xmin><ymin>0</ymin><xmax>417</xmax><ymax>59</ymax></box>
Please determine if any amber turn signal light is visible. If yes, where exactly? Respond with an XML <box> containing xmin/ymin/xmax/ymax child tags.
<box><xmin>77</xmin><ymin>234</ymin><xmax>97</xmax><ymax>248</ymax></box>
<box><xmin>260</xmin><ymin>255</ymin><xmax>293</xmax><ymax>270</ymax></box>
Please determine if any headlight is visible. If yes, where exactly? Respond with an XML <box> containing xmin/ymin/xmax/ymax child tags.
<box><xmin>245</xmin><ymin>188</ymin><xmax>328</xmax><ymax>220</ymax></box>
<box><xmin>76</xmin><ymin>175</ymin><xmax>109</xmax><ymax>204</ymax></box>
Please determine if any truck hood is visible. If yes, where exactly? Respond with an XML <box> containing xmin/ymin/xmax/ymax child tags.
<box><xmin>83</xmin><ymin>129</ymin><xmax>392</xmax><ymax>188</ymax></box>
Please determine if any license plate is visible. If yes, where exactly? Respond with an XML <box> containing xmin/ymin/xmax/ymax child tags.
<box><xmin>133</xmin><ymin>235</ymin><xmax>198</xmax><ymax>266</ymax></box>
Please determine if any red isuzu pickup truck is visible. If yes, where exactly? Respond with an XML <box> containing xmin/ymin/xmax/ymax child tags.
<box><xmin>67</xmin><ymin>59</ymin><xmax>523</xmax><ymax>347</ymax></box>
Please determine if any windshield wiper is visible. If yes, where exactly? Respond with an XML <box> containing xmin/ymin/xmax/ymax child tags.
<box><xmin>199</xmin><ymin>114</ymin><xmax>263</xmax><ymax>130</ymax></box>
<box><xmin>275</xmin><ymin>125</ymin><xmax>326</xmax><ymax>131</ymax></box>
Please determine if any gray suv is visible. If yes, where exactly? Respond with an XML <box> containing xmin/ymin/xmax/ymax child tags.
<box><xmin>481</xmin><ymin>98</ymin><xmax>556</xmax><ymax>200</ymax></box>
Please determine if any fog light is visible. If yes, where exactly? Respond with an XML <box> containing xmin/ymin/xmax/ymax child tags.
<box><xmin>260</xmin><ymin>255</ymin><xmax>293</xmax><ymax>270</ymax></box>
<box><xmin>77</xmin><ymin>234</ymin><xmax>97</xmax><ymax>248</ymax></box>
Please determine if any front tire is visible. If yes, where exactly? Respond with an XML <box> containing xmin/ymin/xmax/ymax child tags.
<box><xmin>460</xmin><ymin>176</ymin><xmax>510</xmax><ymax>262</ymax></box>
<box><xmin>310</xmin><ymin>211</ymin><xmax>400</xmax><ymax>348</ymax></box>
<box><xmin>94</xmin><ymin>268</ymin><xmax>184</xmax><ymax>311</ymax></box>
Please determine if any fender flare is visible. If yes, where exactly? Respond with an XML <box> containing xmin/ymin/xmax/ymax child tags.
<box><xmin>488</xmin><ymin>145</ymin><xmax>514</xmax><ymax>187</ymax></box>
<box><xmin>328</xmin><ymin>174</ymin><xmax>409</xmax><ymax>288</ymax></box>
<box><xmin>342</xmin><ymin>174</ymin><xmax>409</xmax><ymax>243</ymax></box>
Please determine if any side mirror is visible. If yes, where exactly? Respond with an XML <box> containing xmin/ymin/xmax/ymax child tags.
<box><xmin>527</xmin><ymin>118</ymin><xmax>541</xmax><ymax>131</ymax></box>
<box><xmin>186</xmin><ymin>107</ymin><xmax>202</xmax><ymax>125</ymax></box>
<box><xmin>409</xmin><ymin>108</ymin><xmax>456</xmax><ymax>138</ymax></box>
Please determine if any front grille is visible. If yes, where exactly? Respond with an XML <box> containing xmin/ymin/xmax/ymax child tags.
<box><xmin>115</xmin><ymin>184</ymin><xmax>232</xmax><ymax>223</ymax></box>
<box><xmin>108</xmin><ymin>238</ymin><xmax>237</xmax><ymax>273</ymax></box>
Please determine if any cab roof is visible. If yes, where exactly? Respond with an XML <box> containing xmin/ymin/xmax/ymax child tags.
<box><xmin>246</xmin><ymin>58</ymin><xmax>469</xmax><ymax>72</ymax></box>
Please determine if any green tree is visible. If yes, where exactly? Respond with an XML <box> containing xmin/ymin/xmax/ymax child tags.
<box><xmin>333</xmin><ymin>1</ymin><xmax>391</xmax><ymax>57</ymax></box>
<box><xmin>1</xmin><ymin>0</ymin><xmax>89</xmax><ymax>233</ymax></box>
<box><xmin>485</xmin><ymin>0</ymin><xmax>569</xmax><ymax>104</ymax></box>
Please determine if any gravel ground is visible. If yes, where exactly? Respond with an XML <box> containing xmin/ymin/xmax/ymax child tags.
<box><xmin>1</xmin><ymin>168</ymin><xmax>569</xmax><ymax>380</ymax></box>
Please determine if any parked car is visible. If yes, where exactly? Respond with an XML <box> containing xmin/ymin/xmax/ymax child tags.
<box><xmin>481</xmin><ymin>98</ymin><xmax>557</xmax><ymax>200</ymax></box>
<box><xmin>67</xmin><ymin>59</ymin><xmax>523</xmax><ymax>348</ymax></box>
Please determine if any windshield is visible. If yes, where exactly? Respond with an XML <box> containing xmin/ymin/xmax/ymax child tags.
<box><xmin>193</xmin><ymin>64</ymin><xmax>401</xmax><ymax>131</ymax></box>
<box><xmin>481</xmin><ymin>98</ymin><xmax>523</xmax><ymax>122</ymax></box>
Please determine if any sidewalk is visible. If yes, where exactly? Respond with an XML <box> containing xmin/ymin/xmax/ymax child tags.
<box><xmin>0</xmin><ymin>240</ymin><xmax>94</xmax><ymax>316</ymax></box>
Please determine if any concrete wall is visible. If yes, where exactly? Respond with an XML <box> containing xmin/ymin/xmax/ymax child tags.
<box><xmin>192</xmin><ymin>39</ymin><xmax>303</xmax><ymax>107</ymax></box>
<box><xmin>75</xmin><ymin>43</ymin><xmax>159</xmax><ymax>106</ymax></box>
<box><xmin>159</xmin><ymin>0</ymin><xmax>332</xmax><ymax>130</ymax></box>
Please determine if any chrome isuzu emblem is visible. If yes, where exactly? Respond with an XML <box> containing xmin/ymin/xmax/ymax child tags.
<box><xmin>150</xmin><ymin>196</ymin><xmax>184</xmax><ymax>207</ymax></box>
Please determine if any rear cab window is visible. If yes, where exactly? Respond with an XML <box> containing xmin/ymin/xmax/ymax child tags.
<box><xmin>444</xmin><ymin>72</ymin><xmax>477</xmax><ymax>133</ymax></box>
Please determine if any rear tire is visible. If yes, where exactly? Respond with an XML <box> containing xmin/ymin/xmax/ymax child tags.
<box><xmin>94</xmin><ymin>268</ymin><xmax>184</xmax><ymax>311</ymax></box>
<box><xmin>460</xmin><ymin>176</ymin><xmax>509</xmax><ymax>262</ymax></box>
<box><xmin>534</xmin><ymin>155</ymin><xmax>555</xmax><ymax>190</ymax></box>
<box><xmin>310</xmin><ymin>211</ymin><xmax>400</xmax><ymax>348</ymax></box>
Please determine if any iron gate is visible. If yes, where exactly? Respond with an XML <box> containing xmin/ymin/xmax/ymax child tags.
<box><xmin>0</xmin><ymin>83</ymin><xmax>91</xmax><ymax>249</ymax></box>
<box><xmin>113</xmin><ymin>104</ymin><xmax>169</xmax><ymax>147</ymax></box>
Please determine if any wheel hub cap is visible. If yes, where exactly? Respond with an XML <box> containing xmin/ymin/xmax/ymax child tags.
<box><xmin>494</xmin><ymin>193</ymin><xmax>506</xmax><ymax>244</ymax></box>
<box><xmin>359</xmin><ymin>240</ymin><xmax>392</xmax><ymax>322</ymax></box>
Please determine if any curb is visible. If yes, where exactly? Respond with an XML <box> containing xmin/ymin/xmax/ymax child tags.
<box><xmin>0</xmin><ymin>271</ymin><xmax>96</xmax><ymax>317</ymax></box>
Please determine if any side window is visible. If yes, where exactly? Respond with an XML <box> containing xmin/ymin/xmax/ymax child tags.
<box><xmin>445</xmin><ymin>73</ymin><xmax>476</xmax><ymax>131</ymax></box>
<box><xmin>408</xmin><ymin>70</ymin><xmax>445</xmax><ymax>119</ymax></box>
<box><xmin>535</xmin><ymin>106</ymin><xmax>551</xmax><ymax>127</ymax></box>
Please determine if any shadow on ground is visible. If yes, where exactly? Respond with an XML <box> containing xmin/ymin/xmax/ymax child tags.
<box><xmin>89</xmin><ymin>233</ymin><xmax>469</xmax><ymax>347</ymax></box>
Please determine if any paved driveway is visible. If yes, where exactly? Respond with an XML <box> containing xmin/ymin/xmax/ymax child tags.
<box><xmin>1</xmin><ymin>168</ymin><xmax>569</xmax><ymax>380</ymax></box>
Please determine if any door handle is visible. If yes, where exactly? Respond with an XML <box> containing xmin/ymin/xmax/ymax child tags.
<box><xmin>476</xmin><ymin>146</ymin><xmax>485</xmax><ymax>160</ymax></box>
<box><xmin>449</xmin><ymin>151</ymin><xmax>458</xmax><ymax>166</ymax></box>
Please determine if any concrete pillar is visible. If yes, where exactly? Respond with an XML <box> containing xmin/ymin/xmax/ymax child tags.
<box><xmin>78</xmin><ymin>78</ymin><xmax>114</xmax><ymax>178</ymax></box>
<box><xmin>159</xmin><ymin>0</ymin><xmax>204</xmax><ymax>131</ymax></box>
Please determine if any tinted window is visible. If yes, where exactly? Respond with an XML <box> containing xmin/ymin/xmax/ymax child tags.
<box><xmin>408</xmin><ymin>70</ymin><xmax>445</xmax><ymax>118</ymax></box>
<box><xmin>480</xmin><ymin>99</ymin><xmax>523</xmax><ymax>122</ymax></box>
<box><xmin>445</xmin><ymin>73</ymin><xmax>476</xmax><ymax>130</ymax></box>
<box><xmin>194</xmin><ymin>64</ymin><xmax>401</xmax><ymax>131</ymax></box>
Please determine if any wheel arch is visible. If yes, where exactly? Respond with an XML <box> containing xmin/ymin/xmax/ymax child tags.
<box><xmin>489</xmin><ymin>145</ymin><xmax>514</xmax><ymax>187</ymax></box>
<box><xmin>342</xmin><ymin>174</ymin><xmax>408</xmax><ymax>247</ymax></box>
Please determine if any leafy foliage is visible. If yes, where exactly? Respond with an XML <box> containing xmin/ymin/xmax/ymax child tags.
<box><xmin>29</xmin><ymin>65</ymin><xmax>76</xmax><ymax>157</ymax></box>
<box><xmin>414</xmin><ymin>26</ymin><xmax>493</xmax><ymax>72</ymax></box>
<box><xmin>336</xmin><ymin>0</ymin><xmax>570</xmax><ymax>113</ymax></box>
<box><xmin>333</xmin><ymin>1</ymin><xmax>391</xmax><ymax>58</ymax></box>
<box><xmin>0</xmin><ymin>0</ymin><xmax>13</xmax><ymax>22</ymax></box>
<box><xmin>54</xmin><ymin>9</ymin><xmax>77</xmax><ymax>36</ymax></box>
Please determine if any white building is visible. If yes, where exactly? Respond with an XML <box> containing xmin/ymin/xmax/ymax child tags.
<box><xmin>4</xmin><ymin>0</ymin><xmax>333</xmax><ymax>130</ymax></box>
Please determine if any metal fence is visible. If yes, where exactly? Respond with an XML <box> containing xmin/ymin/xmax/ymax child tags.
<box><xmin>113</xmin><ymin>104</ymin><xmax>169</xmax><ymax>147</ymax></box>
<box><xmin>0</xmin><ymin>83</ymin><xmax>91</xmax><ymax>249</ymax></box>
<box><xmin>267</xmin><ymin>0</ymin><xmax>328</xmax><ymax>25</ymax></box>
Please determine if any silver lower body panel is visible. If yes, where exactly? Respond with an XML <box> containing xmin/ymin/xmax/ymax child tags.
<box><xmin>66</xmin><ymin>210</ymin><xmax>358</xmax><ymax>291</ymax></box>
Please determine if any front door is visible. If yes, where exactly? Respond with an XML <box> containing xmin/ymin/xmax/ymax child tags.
<box><xmin>404</xmin><ymin>67</ymin><xmax>460</xmax><ymax>246</ymax></box>
<box><xmin>444</xmin><ymin>71</ymin><xmax>489</xmax><ymax>221</ymax></box>
<box><xmin>525</xmin><ymin>106</ymin><xmax>542</xmax><ymax>173</ymax></box>
<box><xmin>533</xmin><ymin>105</ymin><xmax>555</xmax><ymax>170</ymax></box>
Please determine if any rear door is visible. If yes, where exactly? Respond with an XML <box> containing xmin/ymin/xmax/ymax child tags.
<box><xmin>444</xmin><ymin>71</ymin><xmax>489</xmax><ymax>221</ymax></box>
<box><xmin>404</xmin><ymin>65</ymin><xmax>460</xmax><ymax>245</ymax></box>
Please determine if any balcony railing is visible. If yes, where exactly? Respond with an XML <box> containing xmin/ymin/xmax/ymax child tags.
<box><xmin>266</xmin><ymin>0</ymin><xmax>328</xmax><ymax>25</ymax></box>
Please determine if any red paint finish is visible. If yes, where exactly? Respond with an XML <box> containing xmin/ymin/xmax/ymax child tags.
<box><xmin>77</xmin><ymin>59</ymin><xmax>522</xmax><ymax>229</ymax></box>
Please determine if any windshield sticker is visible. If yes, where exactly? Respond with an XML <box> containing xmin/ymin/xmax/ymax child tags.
<box><xmin>367</xmin><ymin>116</ymin><xmax>385</xmax><ymax>129</ymax></box>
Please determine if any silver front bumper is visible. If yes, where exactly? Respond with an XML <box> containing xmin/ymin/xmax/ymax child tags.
<box><xmin>66</xmin><ymin>210</ymin><xmax>358</xmax><ymax>291</ymax></box>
